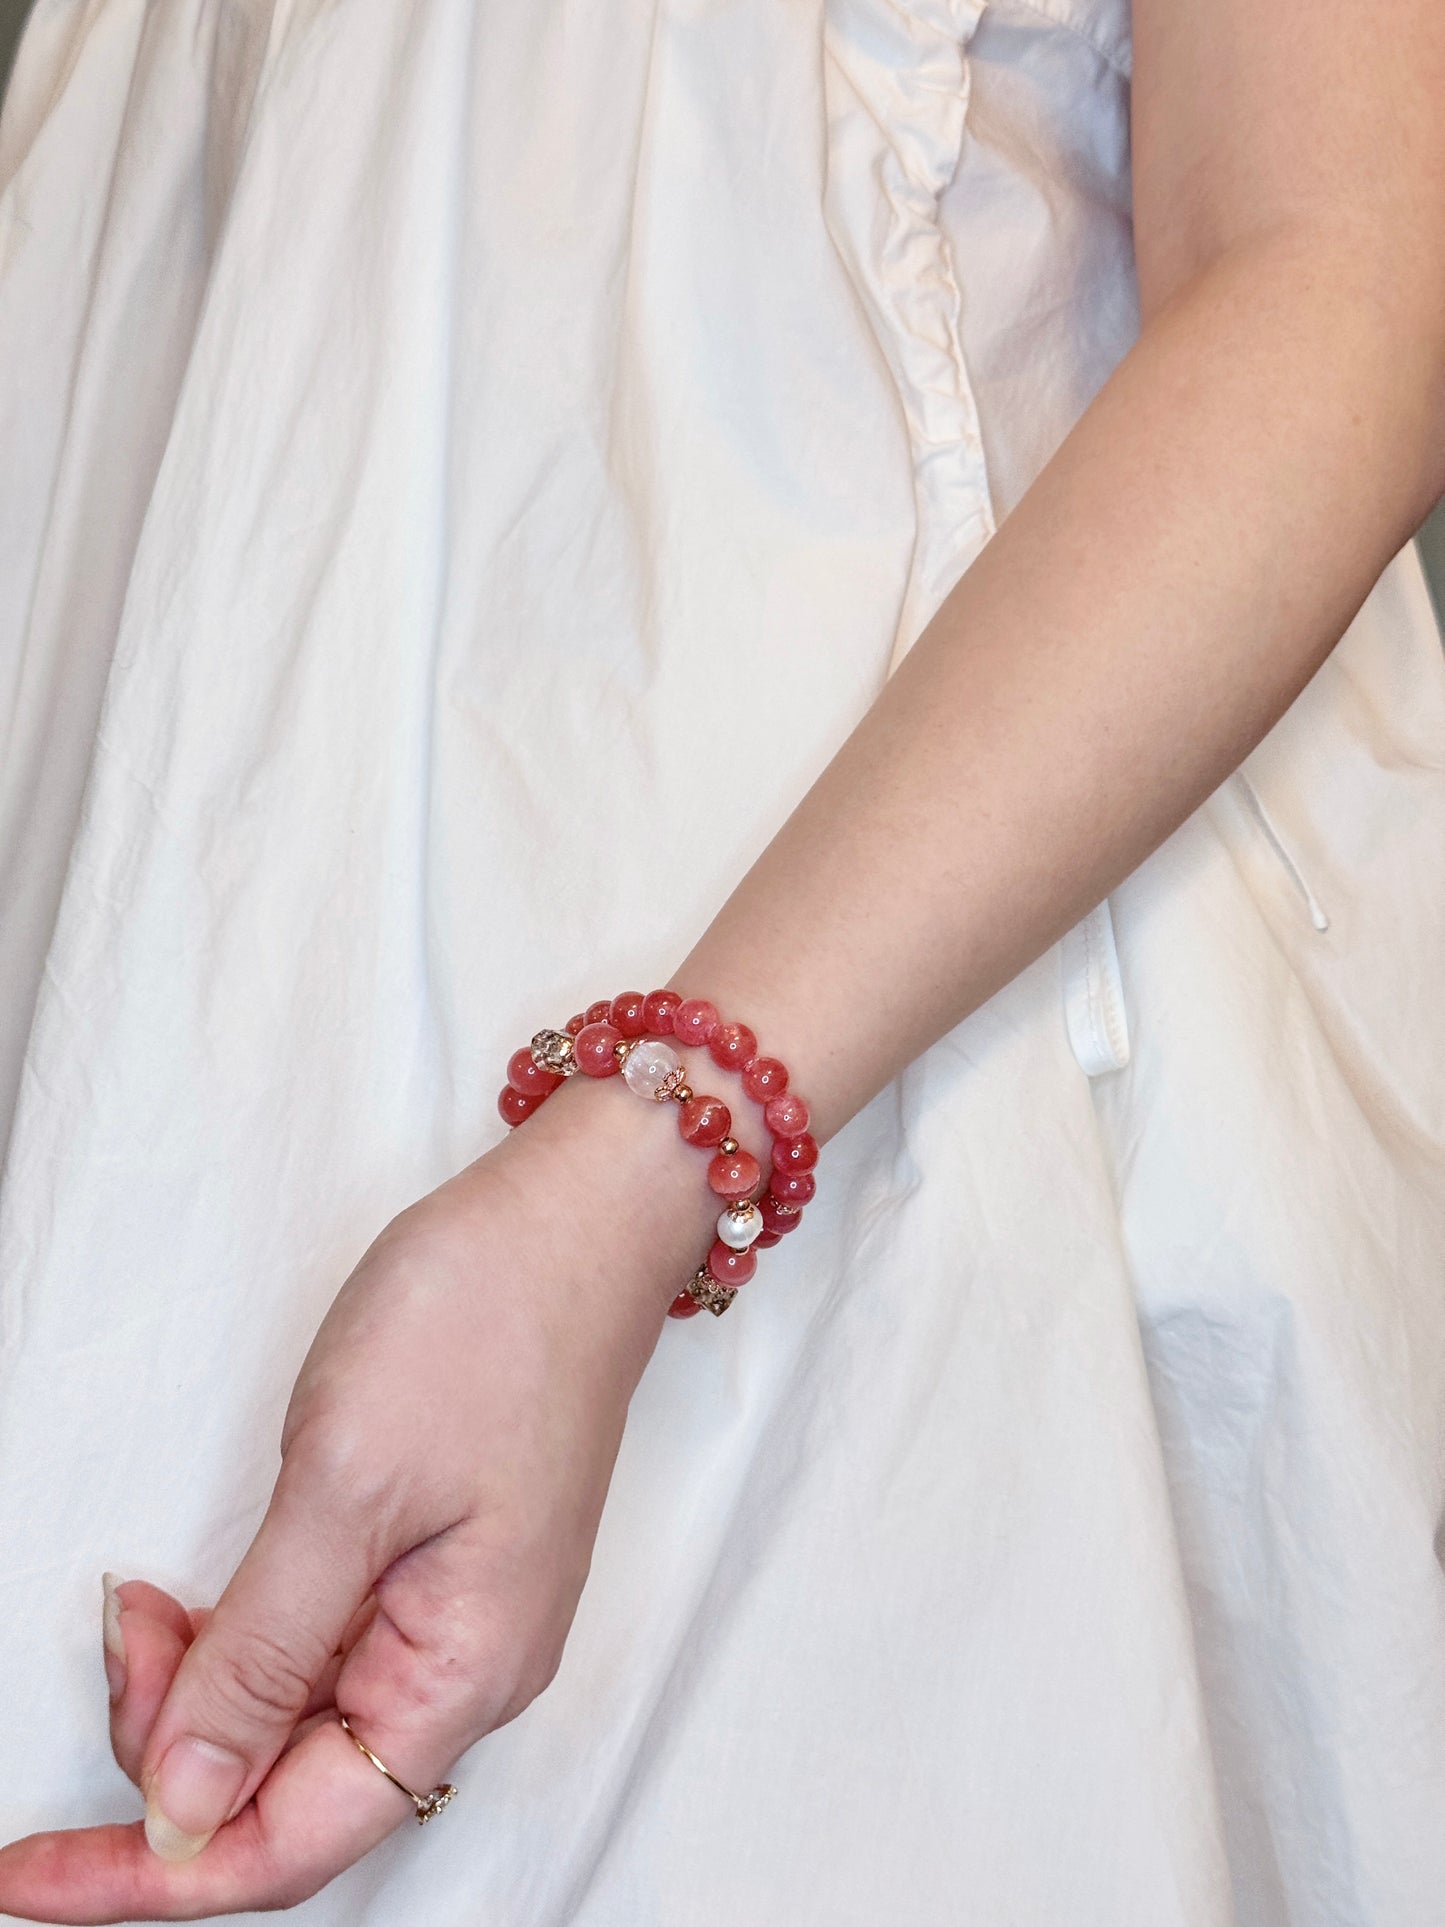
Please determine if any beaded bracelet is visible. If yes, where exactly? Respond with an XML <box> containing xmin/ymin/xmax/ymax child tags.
<box><xmin>497</xmin><ymin>989</ymin><xmax>818</xmax><ymax>1318</ymax></box>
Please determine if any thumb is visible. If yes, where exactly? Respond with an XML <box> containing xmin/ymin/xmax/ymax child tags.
<box><xmin>138</xmin><ymin>1469</ymin><xmax>374</xmax><ymax>1864</ymax></box>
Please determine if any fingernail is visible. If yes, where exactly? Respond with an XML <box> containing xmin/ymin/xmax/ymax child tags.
<box><xmin>144</xmin><ymin>1738</ymin><xmax>247</xmax><ymax>1863</ymax></box>
<box><xmin>101</xmin><ymin>1572</ymin><xmax>127</xmax><ymax>1703</ymax></box>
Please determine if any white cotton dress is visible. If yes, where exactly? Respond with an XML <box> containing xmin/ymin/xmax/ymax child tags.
<box><xmin>2</xmin><ymin>2</ymin><xmax>1445</xmax><ymax>1923</ymax></box>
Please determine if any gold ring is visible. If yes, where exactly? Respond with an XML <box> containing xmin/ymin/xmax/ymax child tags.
<box><xmin>338</xmin><ymin>1715</ymin><xmax>459</xmax><ymax>1825</ymax></box>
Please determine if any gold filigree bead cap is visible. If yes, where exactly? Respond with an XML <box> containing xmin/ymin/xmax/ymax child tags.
<box><xmin>530</xmin><ymin>1028</ymin><xmax>577</xmax><ymax>1076</ymax></box>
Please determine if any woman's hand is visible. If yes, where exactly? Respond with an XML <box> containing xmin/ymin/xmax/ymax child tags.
<box><xmin>0</xmin><ymin>1070</ymin><xmax>720</xmax><ymax>1922</ymax></box>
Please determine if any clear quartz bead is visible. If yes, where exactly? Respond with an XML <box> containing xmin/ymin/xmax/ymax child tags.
<box><xmin>716</xmin><ymin>1201</ymin><xmax>764</xmax><ymax>1250</ymax></box>
<box><xmin>621</xmin><ymin>1037</ymin><xmax>683</xmax><ymax>1100</ymax></box>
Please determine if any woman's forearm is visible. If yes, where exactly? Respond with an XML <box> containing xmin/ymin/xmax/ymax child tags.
<box><xmin>673</xmin><ymin>233</ymin><xmax>1445</xmax><ymax>1141</ymax></box>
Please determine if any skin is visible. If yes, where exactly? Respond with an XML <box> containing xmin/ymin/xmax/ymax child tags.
<box><xmin>3</xmin><ymin>0</ymin><xmax>1444</xmax><ymax>1916</ymax></box>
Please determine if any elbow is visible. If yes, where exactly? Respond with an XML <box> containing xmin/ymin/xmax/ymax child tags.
<box><xmin>1148</xmin><ymin>222</ymin><xmax>1445</xmax><ymax>540</ymax></box>
<box><xmin>1354</xmin><ymin>286</ymin><xmax>1445</xmax><ymax>540</ymax></box>
<box><xmin>1369</xmin><ymin>301</ymin><xmax>1445</xmax><ymax>539</ymax></box>
<box><xmin>1408</xmin><ymin>332</ymin><xmax>1445</xmax><ymax>532</ymax></box>
<box><xmin>1350</xmin><ymin>230</ymin><xmax>1445</xmax><ymax>530</ymax></box>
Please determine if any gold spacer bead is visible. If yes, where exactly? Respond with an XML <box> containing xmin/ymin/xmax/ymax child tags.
<box><xmin>684</xmin><ymin>1264</ymin><xmax>736</xmax><ymax>1317</ymax></box>
<box><xmin>719</xmin><ymin>1136</ymin><xmax>739</xmax><ymax>1157</ymax></box>
<box><xmin>531</xmin><ymin>1028</ymin><xmax>577</xmax><ymax>1076</ymax></box>
<box><xmin>672</xmin><ymin>1084</ymin><xmax>693</xmax><ymax>1105</ymax></box>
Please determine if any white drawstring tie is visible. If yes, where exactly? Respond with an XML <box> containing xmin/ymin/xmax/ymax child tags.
<box><xmin>1059</xmin><ymin>769</ymin><xmax>1330</xmax><ymax>1078</ymax></box>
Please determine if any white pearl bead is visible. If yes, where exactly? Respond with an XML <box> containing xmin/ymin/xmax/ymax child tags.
<box><xmin>716</xmin><ymin>1201</ymin><xmax>763</xmax><ymax>1249</ymax></box>
<box><xmin>621</xmin><ymin>1037</ymin><xmax>682</xmax><ymax>1100</ymax></box>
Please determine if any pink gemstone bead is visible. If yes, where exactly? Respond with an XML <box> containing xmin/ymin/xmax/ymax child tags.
<box><xmin>673</xmin><ymin>998</ymin><xmax>721</xmax><ymax>1049</ymax></box>
<box><xmin>507</xmin><ymin>1047</ymin><xmax>562</xmax><ymax>1099</ymax></box>
<box><xmin>708</xmin><ymin>1149</ymin><xmax>762</xmax><ymax>1199</ymax></box>
<box><xmin>764</xmin><ymin>1091</ymin><xmax>810</xmax><ymax>1138</ymax></box>
<box><xmin>708</xmin><ymin>1021</ymin><xmax>758</xmax><ymax>1073</ymax></box>
<box><xmin>706</xmin><ymin>1240</ymin><xmax>757</xmax><ymax>1287</ymax></box>
<box><xmin>679</xmin><ymin>1095</ymin><xmax>732</xmax><ymax>1147</ymax></box>
<box><xmin>497</xmin><ymin>1085</ymin><xmax>538</xmax><ymax>1127</ymax></box>
<box><xmin>759</xmin><ymin>1192</ymin><xmax>802</xmax><ymax>1236</ymax></box>
<box><xmin>609</xmin><ymin>991</ymin><xmax>649</xmax><ymax>1038</ymax></box>
<box><xmin>667</xmin><ymin>1292</ymin><xmax>703</xmax><ymax>1319</ymax></box>
<box><xmin>565</xmin><ymin>1013</ymin><xmax>586</xmax><ymax>1036</ymax></box>
<box><xmin>772</xmin><ymin>1131</ymin><xmax>818</xmax><ymax>1174</ymax></box>
<box><xmin>754</xmin><ymin>1229</ymin><xmax>784</xmax><ymax>1249</ymax></box>
<box><xmin>741</xmin><ymin>1056</ymin><xmax>788</xmax><ymax>1103</ymax></box>
<box><xmin>574</xmin><ymin>1021</ymin><xmax>624</xmax><ymax>1076</ymax></box>
<box><xmin>585</xmin><ymin>998</ymin><xmax>613</xmax><ymax>1026</ymax></box>
<box><xmin>643</xmin><ymin>987</ymin><xmax>683</xmax><ymax>1033</ymax></box>
<box><xmin>770</xmin><ymin>1169</ymin><xmax>816</xmax><ymax>1208</ymax></box>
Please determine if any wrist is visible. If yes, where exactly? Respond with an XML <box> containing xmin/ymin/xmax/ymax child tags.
<box><xmin>488</xmin><ymin>985</ymin><xmax>816</xmax><ymax>1325</ymax></box>
<box><xmin>490</xmin><ymin>1064</ymin><xmax>725</xmax><ymax>1320</ymax></box>
<box><xmin>665</xmin><ymin>950</ymin><xmax>848</xmax><ymax>1148</ymax></box>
